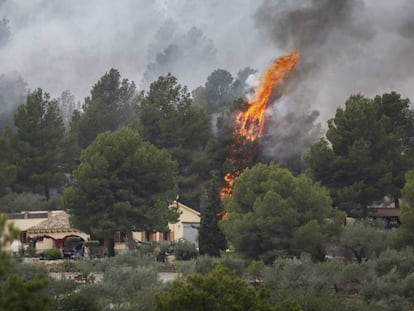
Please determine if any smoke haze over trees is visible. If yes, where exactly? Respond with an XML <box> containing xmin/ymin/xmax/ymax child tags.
<box><xmin>256</xmin><ymin>0</ymin><xmax>414</xmax><ymax>121</ymax></box>
<box><xmin>0</xmin><ymin>0</ymin><xmax>411</xmax><ymax>169</ymax></box>
<box><xmin>0</xmin><ymin>0</ymin><xmax>411</xmax><ymax>115</ymax></box>
<box><xmin>0</xmin><ymin>0</ymin><xmax>413</xmax><ymax>201</ymax></box>
<box><xmin>0</xmin><ymin>71</ymin><xmax>26</xmax><ymax>132</ymax></box>
<box><xmin>0</xmin><ymin>0</ymin><xmax>270</xmax><ymax>100</ymax></box>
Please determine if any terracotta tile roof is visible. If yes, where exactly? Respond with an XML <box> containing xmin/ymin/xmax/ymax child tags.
<box><xmin>27</xmin><ymin>211</ymin><xmax>77</xmax><ymax>233</ymax></box>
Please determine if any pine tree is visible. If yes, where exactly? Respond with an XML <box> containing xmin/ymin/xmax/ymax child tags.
<box><xmin>6</xmin><ymin>89</ymin><xmax>66</xmax><ymax>200</ymax></box>
<box><xmin>75</xmin><ymin>68</ymin><xmax>137</xmax><ymax>149</ymax></box>
<box><xmin>62</xmin><ymin>127</ymin><xmax>179</xmax><ymax>256</ymax></box>
<box><xmin>198</xmin><ymin>173</ymin><xmax>227</xmax><ymax>257</ymax></box>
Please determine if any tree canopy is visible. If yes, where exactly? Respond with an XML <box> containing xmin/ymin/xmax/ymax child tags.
<box><xmin>62</xmin><ymin>127</ymin><xmax>179</xmax><ymax>254</ymax></box>
<box><xmin>305</xmin><ymin>92</ymin><xmax>414</xmax><ymax>215</ymax></box>
<box><xmin>395</xmin><ymin>169</ymin><xmax>414</xmax><ymax>247</ymax></box>
<box><xmin>339</xmin><ymin>220</ymin><xmax>392</xmax><ymax>263</ymax></box>
<box><xmin>0</xmin><ymin>215</ymin><xmax>50</xmax><ymax>310</ymax></box>
<box><xmin>137</xmin><ymin>73</ymin><xmax>212</xmax><ymax>207</ymax></box>
<box><xmin>154</xmin><ymin>266</ymin><xmax>278</xmax><ymax>311</ymax></box>
<box><xmin>198</xmin><ymin>174</ymin><xmax>227</xmax><ymax>257</ymax></box>
<box><xmin>5</xmin><ymin>88</ymin><xmax>66</xmax><ymax>200</ymax></box>
<box><xmin>221</xmin><ymin>163</ymin><xmax>344</xmax><ymax>263</ymax></box>
<box><xmin>0</xmin><ymin>135</ymin><xmax>15</xmax><ymax>197</ymax></box>
<box><xmin>74</xmin><ymin>68</ymin><xmax>137</xmax><ymax>149</ymax></box>
<box><xmin>193</xmin><ymin>67</ymin><xmax>256</xmax><ymax>114</ymax></box>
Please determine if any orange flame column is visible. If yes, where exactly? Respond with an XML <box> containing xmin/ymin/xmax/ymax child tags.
<box><xmin>221</xmin><ymin>50</ymin><xmax>300</xmax><ymax>198</ymax></box>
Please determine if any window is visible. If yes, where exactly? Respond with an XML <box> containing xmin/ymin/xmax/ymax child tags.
<box><xmin>114</xmin><ymin>231</ymin><xmax>127</xmax><ymax>243</ymax></box>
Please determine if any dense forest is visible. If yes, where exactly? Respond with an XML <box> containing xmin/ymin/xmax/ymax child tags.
<box><xmin>1</xmin><ymin>64</ymin><xmax>414</xmax><ymax>310</ymax></box>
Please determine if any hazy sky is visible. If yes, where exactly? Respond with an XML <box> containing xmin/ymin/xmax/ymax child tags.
<box><xmin>1</xmin><ymin>0</ymin><xmax>413</xmax><ymax>124</ymax></box>
<box><xmin>0</xmin><ymin>0</ymin><xmax>274</xmax><ymax>99</ymax></box>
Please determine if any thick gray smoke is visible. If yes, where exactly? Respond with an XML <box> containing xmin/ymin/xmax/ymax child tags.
<box><xmin>260</xmin><ymin>96</ymin><xmax>322</xmax><ymax>169</ymax></box>
<box><xmin>249</xmin><ymin>0</ymin><xmax>414</xmax><ymax>165</ymax></box>
<box><xmin>256</xmin><ymin>0</ymin><xmax>414</xmax><ymax>121</ymax></box>
<box><xmin>0</xmin><ymin>0</ymin><xmax>271</xmax><ymax>100</ymax></box>
<box><xmin>142</xmin><ymin>25</ymin><xmax>217</xmax><ymax>89</ymax></box>
<box><xmin>0</xmin><ymin>18</ymin><xmax>10</xmax><ymax>48</ymax></box>
<box><xmin>0</xmin><ymin>0</ymin><xmax>412</xmax><ymax>166</ymax></box>
<box><xmin>0</xmin><ymin>71</ymin><xmax>26</xmax><ymax>131</ymax></box>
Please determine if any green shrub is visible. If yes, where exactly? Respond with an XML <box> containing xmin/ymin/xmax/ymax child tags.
<box><xmin>219</xmin><ymin>255</ymin><xmax>247</xmax><ymax>277</ymax></box>
<box><xmin>112</xmin><ymin>252</ymin><xmax>156</xmax><ymax>269</ymax></box>
<box><xmin>176</xmin><ymin>260</ymin><xmax>196</xmax><ymax>275</ymax></box>
<box><xmin>60</xmin><ymin>259</ymin><xmax>76</xmax><ymax>272</ymax></box>
<box><xmin>43</xmin><ymin>248</ymin><xmax>62</xmax><ymax>260</ymax></box>
<box><xmin>194</xmin><ymin>255</ymin><xmax>215</xmax><ymax>274</ymax></box>
<box><xmin>26</xmin><ymin>246</ymin><xmax>36</xmax><ymax>257</ymax></box>
<box><xmin>56</xmin><ymin>292</ymin><xmax>100</xmax><ymax>311</ymax></box>
<box><xmin>174</xmin><ymin>240</ymin><xmax>198</xmax><ymax>260</ymax></box>
<box><xmin>246</xmin><ymin>260</ymin><xmax>266</xmax><ymax>280</ymax></box>
<box><xmin>78</xmin><ymin>252</ymin><xmax>158</xmax><ymax>273</ymax></box>
<box><xmin>154</xmin><ymin>266</ymin><xmax>276</xmax><ymax>311</ymax></box>
<box><xmin>73</xmin><ymin>265</ymin><xmax>161</xmax><ymax>310</ymax></box>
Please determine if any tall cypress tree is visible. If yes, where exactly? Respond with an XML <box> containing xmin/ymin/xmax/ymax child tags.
<box><xmin>198</xmin><ymin>173</ymin><xmax>227</xmax><ymax>257</ymax></box>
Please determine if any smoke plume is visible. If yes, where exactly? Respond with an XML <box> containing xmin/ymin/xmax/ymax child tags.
<box><xmin>0</xmin><ymin>0</ymin><xmax>270</xmax><ymax>101</ymax></box>
<box><xmin>142</xmin><ymin>25</ymin><xmax>217</xmax><ymax>89</ymax></box>
<box><xmin>255</xmin><ymin>0</ymin><xmax>414</xmax><ymax>121</ymax></box>
<box><xmin>0</xmin><ymin>0</ymin><xmax>412</xmax><ymax>165</ymax></box>
<box><xmin>0</xmin><ymin>71</ymin><xmax>27</xmax><ymax>131</ymax></box>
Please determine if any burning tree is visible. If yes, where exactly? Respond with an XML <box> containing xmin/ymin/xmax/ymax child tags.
<box><xmin>221</xmin><ymin>50</ymin><xmax>300</xmax><ymax>197</ymax></box>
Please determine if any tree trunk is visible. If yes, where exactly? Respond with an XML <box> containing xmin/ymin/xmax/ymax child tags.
<box><xmin>347</xmin><ymin>246</ymin><xmax>363</xmax><ymax>263</ymax></box>
<box><xmin>126</xmin><ymin>230</ymin><xmax>136</xmax><ymax>251</ymax></box>
<box><xmin>104</xmin><ymin>236</ymin><xmax>115</xmax><ymax>257</ymax></box>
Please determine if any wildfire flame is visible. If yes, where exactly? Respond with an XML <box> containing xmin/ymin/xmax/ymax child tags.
<box><xmin>221</xmin><ymin>50</ymin><xmax>300</xmax><ymax>198</ymax></box>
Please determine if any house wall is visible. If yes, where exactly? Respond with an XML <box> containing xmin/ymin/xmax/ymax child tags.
<box><xmin>4</xmin><ymin>216</ymin><xmax>48</xmax><ymax>252</ymax></box>
<box><xmin>29</xmin><ymin>231</ymin><xmax>90</xmax><ymax>251</ymax></box>
<box><xmin>5</xmin><ymin>202</ymin><xmax>201</xmax><ymax>253</ymax></box>
<box><xmin>114</xmin><ymin>202</ymin><xmax>201</xmax><ymax>250</ymax></box>
<box><xmin>5</xmin><ymin>211</ymin><xmax>90</xmax><ymax>252</ymax></box>
<box><xmin>168</xmin><ymin>203</ymin><xmax>200</xmax><ymax>243</ymax></box>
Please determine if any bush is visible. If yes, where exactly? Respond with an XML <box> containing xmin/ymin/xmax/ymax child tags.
<box><xmin>176</xmin><ymin>260</ymin><xmax>196</xmax><ymax>275</ymax></box>
<box><xmin>75</xmin><ymin>252</ymin><xmax>159</xmax><ymax>274</ymax></box>
<box><xmin>219</xmin><ymin>255</ymin><xmax>247</xmax><ymax>277</ymax></box>
<box><xmin>246</xmin><ymin>260</ymin><xmax>266</xmax><ymax>280</ymax></box>
<box><xmin>60</xmin><ymin>259</ymin><xmax>77</xmax><ymax>272</ymax></box>
<box><xmin>56</xmin><ymin>292</ymin><xmax>100</xmax><ymax>311</ymax></box>
<box><xmin>43</xmin><ymin>248</ymin><xmax>62</xmax><ymax>260</ymax></box>
<box><xmin>74</xmin><ymin>265</ymin><xmax>161</xmax><ymax>310</ymax></box>
<box><xmin>25</xmin><ymin>246</ymin><xmax>36</xmax><ymax>257</ymax></box>
<box><xmin>154</xmin><ymin>266</ymin><xmax>276</xmax><ymax>311</ymax></box>
<box><xmin>194</xmin><ymin>255</ymin><xmax>215</xmax><ymax>274</ymax></box>
<box><xmin>174</xmin><ymin>240</ymin><xmax>198</xmax><ymax>260</ymax></box>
